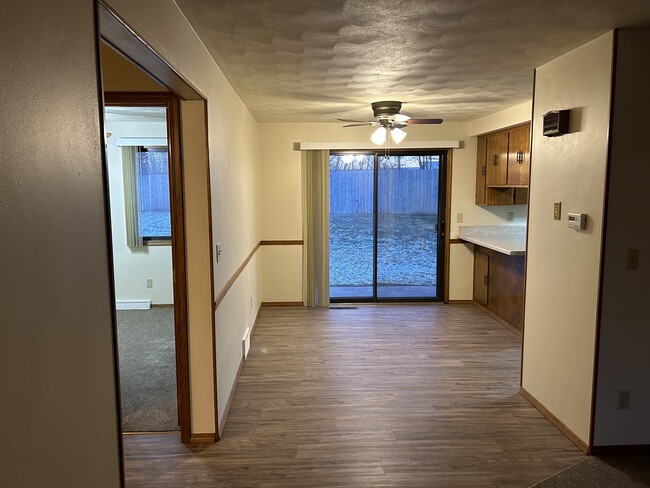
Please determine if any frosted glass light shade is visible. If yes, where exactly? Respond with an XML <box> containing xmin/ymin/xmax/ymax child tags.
<box><xmin>371</xmin><ymin>126</ymin><xmax>387</xmax><ymax>145</ymax></box>
<box><xmin>391</xmin><ymin>127</ymin><xmax>407</xmax><ymax>144</ymax></box>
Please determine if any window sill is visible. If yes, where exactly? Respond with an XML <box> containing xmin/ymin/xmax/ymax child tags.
<box><xmin>144</xmin><ymin>239</ymin><xmax>172</xmax><ymax>247</ymax></box>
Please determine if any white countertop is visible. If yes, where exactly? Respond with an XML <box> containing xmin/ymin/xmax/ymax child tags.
<box><xmin>457</xmin><ymin>225</ymin><xmax>527</xmax><ymax>256</ymax></box>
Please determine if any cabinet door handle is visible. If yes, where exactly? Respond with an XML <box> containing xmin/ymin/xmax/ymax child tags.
<box><xmin>492</xmin><ymin>154</ymin><xmax>498</xmax><ymax>166</ymax></box>
<box><xmin>481</xmin><ymin>165</ymin><xmax>486</xmax><ymax>176</ymax></box>
<box><xmin>517</xmin><ymin>150</ymin><xmax>524</xmax><ymax>164</ymax></box>
<box><xmin>483</xmin><ymin>275</ymin><xmax>489</xmax><ymax>285</ymax></box>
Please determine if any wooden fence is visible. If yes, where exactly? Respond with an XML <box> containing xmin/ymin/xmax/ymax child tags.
<box><xmin>138</xmin><ymin>174</ymin><xmax>170</xmax><ymax>211</ymax></box>
<box><xmin>330</xmin><ymin>168</ymin><xmax>439</xmax><ymax>214</ymax></box>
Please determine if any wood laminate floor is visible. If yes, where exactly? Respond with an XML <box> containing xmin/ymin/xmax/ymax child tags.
<box><xmin>124</xmin><ymin>304</ymin><xmax>584</xmax><ymax>487</ymax></box>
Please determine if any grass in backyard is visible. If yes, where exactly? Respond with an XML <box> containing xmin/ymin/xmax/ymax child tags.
<box><xmin>330</xmin><ymin>213</ymin><xmax>438</xmax><ymax>286</ymax></box>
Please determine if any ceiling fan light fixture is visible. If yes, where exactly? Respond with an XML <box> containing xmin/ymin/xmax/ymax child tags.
<box><xmin>393</xmin><ymin>114</ymin><xmax>410</xmax><ymax>123</ymax></box>
<box><xmin>391</xmin><ymin>127</ymin><xmax>407</xmax><ymax>144</ymax></box>
<box><xmin>371</xmin><ymin>126</ymin><xmax>387</xmax><ymax>145</ymax></box>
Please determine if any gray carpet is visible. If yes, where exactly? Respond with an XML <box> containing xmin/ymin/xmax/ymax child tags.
<box><xmin>532</xmin><ymin>453</ymin><xmax>650</xmax><ymax>487</ymax></box>
<box><xmin>116</xmin><ymin>308</ymin><xmax>179</xmax><ymax>432</ymax></box>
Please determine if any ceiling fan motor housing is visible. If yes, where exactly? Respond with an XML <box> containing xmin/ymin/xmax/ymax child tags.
<box><xmin>371</xmin><ymin>100</ymin><xmax>402</xmax><ymax>118</ymax></box>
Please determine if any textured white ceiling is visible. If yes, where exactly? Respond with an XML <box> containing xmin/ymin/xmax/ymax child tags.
<box><xmin>175</xmin><ymin>0</ymin><xmax>650</xmax><ymax>122</ymax></box>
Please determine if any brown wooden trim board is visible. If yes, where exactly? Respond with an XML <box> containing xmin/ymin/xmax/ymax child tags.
<box><xmin>214</xmin><ymin>243</ymin><xmax>261</xmax><ymax>310</ymax></box>
<box><xmin>262</xmin><ymin>302</ymin><xmax>303</xmax><ymax>307</ymax></box>
<box><xmin>260</xmin><ymin>240</ymin><xmax>303</xmax><ymax>246</ymax></box>
<box><xmin>520</xmin><ymin>387</ymin><xmax>589</xmax><ymax>454</ymax></box>
<box><xmin>189</xmin><ymin>433</ymin><xmax>217</xmax><ymax>443</ymax></box>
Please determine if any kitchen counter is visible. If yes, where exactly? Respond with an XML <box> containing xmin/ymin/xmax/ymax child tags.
<box><xmin>458</xmin><ymin>225</ymin><xmax>526</xmax><ymax>256</ymax></box>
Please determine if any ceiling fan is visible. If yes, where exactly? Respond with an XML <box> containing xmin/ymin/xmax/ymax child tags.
<box><xmin>338</xmin><ymin>101</ymin><xmax>443</xmax><ymax>145</ymax></box>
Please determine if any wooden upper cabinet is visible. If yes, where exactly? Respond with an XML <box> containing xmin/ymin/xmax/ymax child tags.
<box><xmin>486</xmin><ymin>131</ymin><xmax>509</xmax><ymax>186</ymax></box>
<box><xmin>475</xmin><ymin>122</ymin><xmax>531</xmax><ymax>206</ymax></box>
<box><xmin>507</xmin><ymin>123</ymin><xmax>531</xmax><ymax>186</ymax></box>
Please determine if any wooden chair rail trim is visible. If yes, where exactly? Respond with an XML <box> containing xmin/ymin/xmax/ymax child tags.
<box><xmin>260</xmin><ymin>240</ymin><xmax>303</xmax><ymax>246</ymax></box>
<box><xmin>449</xmin><ymin>238</ymin><xmax>465</xmax><ymax>244</ymax></box>
<box><xmin>519</xmin><ymin>387</ymin><xmax>589</xmax><ymax>454</ymax></box>
<box><xmin>214</xmin><ymin>243</ymin><xmax>261</xmax><ymax>310</ymax></box>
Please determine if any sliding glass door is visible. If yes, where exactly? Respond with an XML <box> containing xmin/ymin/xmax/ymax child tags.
<box><xmin>329</xmin><ymin>151</ymin><xmax>446</xmax><ymax>302</ymax></box>
<box><xmin>329</xmin><ymin>154</ymin><xmax>375</xmax><ymax>299</ymax></box>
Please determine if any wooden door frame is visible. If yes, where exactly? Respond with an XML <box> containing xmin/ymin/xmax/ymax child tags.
<box><xmin>104</xmin><ymin>92</ymin><xmax>191</xmax><ymax>442</ymax></box>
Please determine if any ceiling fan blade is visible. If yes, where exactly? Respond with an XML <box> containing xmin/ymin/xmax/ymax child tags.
<box><xmin>406</xmin><ymin>118</ymin><xmax>443</xmax><ymax>125</ymax></box>
<box><xmin>337</xmin><ymin>118</ymin><xmax>368</xmax><ymax>123</ymax></box>
<box><xmin>343</xmin><ymin>123</ymin><xmax>372</xmax><ymax>127</ymax></box>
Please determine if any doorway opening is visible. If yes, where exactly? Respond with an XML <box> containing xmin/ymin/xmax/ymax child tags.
<box><xmin>104</xmin><ymin>102</ymin><xmax>180</xmax><ymax>433</ymax></box>
<box><xmin>329</xmin><ymin>150</ymin><xmax>447</xmax><ymax>302</ymax></box>
<box><xmin>99</xmin><ymin>1</ymin><xmax>217</xmax><ymax>446</ymax></box>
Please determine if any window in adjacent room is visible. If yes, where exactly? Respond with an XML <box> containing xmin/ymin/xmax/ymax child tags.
<box><xmin>122</xmin><ymin>144</ymin><xmax>171</xmax><ymax>246</ymax></box>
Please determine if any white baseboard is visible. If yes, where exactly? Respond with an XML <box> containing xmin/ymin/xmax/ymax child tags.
<box><xmin>116</xmin><ymin>300</ymin><xmax>151</xmax><ymax>310</ymax></box>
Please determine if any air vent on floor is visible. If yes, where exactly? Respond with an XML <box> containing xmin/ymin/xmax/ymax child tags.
<box><xmin>329</xmin><ymin>306</ymin><xmax>359</xmax><ymax>310</ymax></box>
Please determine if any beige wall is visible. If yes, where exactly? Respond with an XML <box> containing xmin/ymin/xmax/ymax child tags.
<box><xmin>469</xmin><ymin>100</ymin><xmax>533</xmax><ymax>136</ymax></box>
<box><xmin>105</xmin><ymin>0</ymin><xmax>262</xmax><ymax>434</ymax></box>
<box><xmin>522</xmin><ymin>32</ymin><xmax>614</xmax><ymax>445</ymax></box>
<box><xmin>593</xmin><ymin>27</ymin><xmax>650</xmax><ymax>446</ymax></box>
<box><xmin>0</xmin><ymin>1</ymin><xmax>121</xmax><ymax>486</ymax></box>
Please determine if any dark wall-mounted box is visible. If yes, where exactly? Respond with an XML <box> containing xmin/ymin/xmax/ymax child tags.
<box><xmin>543</xmin><ymin>110</ymin><xmax>570</xmax><ymax>137</ymax></box>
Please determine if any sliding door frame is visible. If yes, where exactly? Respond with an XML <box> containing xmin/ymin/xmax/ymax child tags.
<box><xmin>329</xmin><ymin>149</ymin><xmax>448</xmax><ymax>303</ymax></box>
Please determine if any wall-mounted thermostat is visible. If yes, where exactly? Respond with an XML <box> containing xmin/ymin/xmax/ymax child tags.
<box><xmin>567</xmin><ymin>213</ymin><xmax>587</xmax><ymax>230</ymax></box>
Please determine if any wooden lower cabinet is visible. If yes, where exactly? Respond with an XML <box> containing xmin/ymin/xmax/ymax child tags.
<box><xmin>472</xmin><ymin>245</ymin><xmax>525</xmax><ymax>332</ymax></box>
<box><xmin>473</xmin><ymin>251</ymin><xmax>489</xmax><ymax>306</ymax></box>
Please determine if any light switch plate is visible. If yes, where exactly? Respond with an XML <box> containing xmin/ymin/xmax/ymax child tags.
<box><xmin>553</xmin><ymin>202</ymin><xmax>561</xmax><ymax>220</ymax></box>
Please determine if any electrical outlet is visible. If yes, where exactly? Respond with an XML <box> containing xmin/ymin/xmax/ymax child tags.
<box><xmin>553</xmin><ymin>202</ymin><xmax>562</xmax><ymax>220</ymax></box>
<box><xmin>507</xmin><ymin>211</ymin><xmax>514</xmax><ymax>222</ymax></box>
<box><xmin>457</xmin><ymin>213</ymin><xmax>463</xmax><ymax>223</ymax></box>
<box><xmin>617</xmin><ymin>390</ymin><xmax>629</xmax><ymax>409</ymax></box>
<box><xmin>250</xmin><ymin>297</ymin><xmax>253</xmax><ymax>308</ymax></box>
<box><xmin>146</xmin><ymin>278</ymin><xmax>153</xmax><ymax>288</ymax></box>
